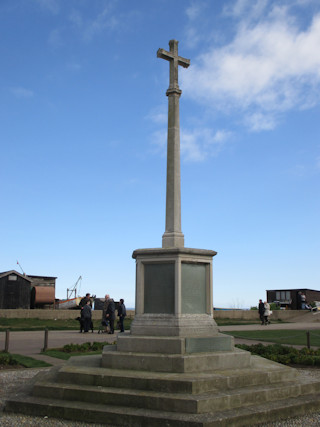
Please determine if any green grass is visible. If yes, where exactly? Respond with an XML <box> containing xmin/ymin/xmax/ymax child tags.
<box><xmin>42</xmin><ymin>341</ymin><xmax>114</xmax><ymax>360</ymax></box>
<box><xmin>0</xmin><ymin>317</ymin><xmax>132</xmax><ymax>332</ymax></box>
<box><xmin>0</xmin><ymin>351</ymin><xmax>51</xmax><ymax>368</ymax></box>
<box><xmin>11</xmin><ymin>353</ymin><xmax>52</xmax><ymax>367</ymax></box>
<box><xmin>215</xmin><ymin>318</ymin><xmax>285</xmax><ymax>326</ymax></box>
<box><xmin>225</xmin><ymin>329</ymin><xmax>320</xmax><ymax>346</ymax></box>
<box><xmin>216</xmin><ymin>319</ymin><xmax>263</xmax><ymax>326</ymax></box>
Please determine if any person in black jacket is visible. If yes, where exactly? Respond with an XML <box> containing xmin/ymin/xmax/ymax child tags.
<box><xmin>106</xmin><ymin>297</ymin><xmax>115</xmax><ymax>334</ymax></box>
<box><xmin>117</xmin><ymin>298</ymin><xmax>126</xmax><ymax>333</ymax></box>
<box><xmin>79</xmin><ymin>293</ymin><xmax>92</xmax><ymax>333</ymax></box>
<box><xmin>258</xmin><ymin>299</ymin><xmax>265</xmax><ymax>325</ymax></box>
<box><xmin>82</xmin><ymin>300</ymin><xmax>92</xmax><ymax>333</ymax></box>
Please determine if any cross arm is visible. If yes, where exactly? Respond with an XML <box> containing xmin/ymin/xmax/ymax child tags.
<box><xmin>178</xmin><ymin>57</ymin><xmax>190</xmax><ymax>68</ymax></box>
<box><xmin>157</xmin><ymin>48</ymin><xmax>172</xmax><ymax>61</ymax></box>
<box><xmin>157</xmin><ymin>48</ymin><xmax>190</xmax><ymax>69</ymax></box>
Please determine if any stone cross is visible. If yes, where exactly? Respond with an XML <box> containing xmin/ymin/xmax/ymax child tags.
<box><xmin>157</xmin><ymin>40</ymin><xmax>190</xmax><ymax>248</ymax></box>
<box><xmin>157</xmin><ymin>39</ymin><xmax>190</xmax><ymax>94</ymax></box>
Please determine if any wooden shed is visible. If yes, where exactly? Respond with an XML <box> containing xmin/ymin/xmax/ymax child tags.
<box><xmin>0</xmin><ymin>270</ymin><xmax>32</xmax><ymax>309</ymax></box>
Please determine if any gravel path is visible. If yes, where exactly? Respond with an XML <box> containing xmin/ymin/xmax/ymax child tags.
<box><xmin>0</xmin><ymin>368</ymin><xmax>105</xmax><ymax>426</ymax></box>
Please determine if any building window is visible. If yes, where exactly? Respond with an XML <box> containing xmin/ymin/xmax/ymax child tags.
<box><xmin>8</xmin><ymin>275</ymin><xmax>17</xmax><ymax>281</ymax></box>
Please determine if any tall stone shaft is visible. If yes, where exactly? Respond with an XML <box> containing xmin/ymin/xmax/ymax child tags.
<box><xmin>157</xmin><ymin>40</ymin><xmax>190</xmax><ymax>248</ymax></box>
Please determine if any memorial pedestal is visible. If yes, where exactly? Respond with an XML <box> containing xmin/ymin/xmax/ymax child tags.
<box><xmin>107</xmin><ymin>247</ymin><xmax>233</xmax><ymax>358</ymax></box>
<box><xmin>131</xmin><ymin>247</ymin><xmax>219</xmax><ymax>337</ymax></box>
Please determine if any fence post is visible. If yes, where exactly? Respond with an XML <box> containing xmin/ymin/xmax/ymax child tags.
<box><xmin>42</xmin><ymin>328</ymin><xmax>49</xmax><ymax>352</ymax></box>
<box><xmin>306</xmin><ymin>331</ymin><xmax>310</xmax><ymax>349</ymax></box>
<box><xmin>4</xmin><ymin>329</ymin><xmax>10</xmax><ymax>353</ymax></box>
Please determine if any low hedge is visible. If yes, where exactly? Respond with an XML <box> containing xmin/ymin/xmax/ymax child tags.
<box><xmin>236</xmin><ymin>343</ymin><xmax>320</xmax><ymax>366</ymax></box>
<box><xmin>58</xmin><ymin>341</ymin><xmax>112</xmax><ymax>353</ymax></box>
<box><xmin>0</xmin><ymin>352</ymin><xmax>17</xmax><ymax>366</ymax></box>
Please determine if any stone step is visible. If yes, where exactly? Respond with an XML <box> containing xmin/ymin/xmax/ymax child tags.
<box><xmin>101</xmin><ymin>347</ymin><xmax>252</xmax><ymax>373</ymax></box>
<box><xmin>32</xmin><ymin>376</ymin><xmax>320</xmax><ymax>414</ymax></box>
<box><xmin>5</xmin><ymin>391</ymin><xmax>320</xmax><ymax>426</ymax></box>
<box><xmin>56</xmin><ymin>356</ymin><xmax>297</xmax><ymax>395</ymax></box>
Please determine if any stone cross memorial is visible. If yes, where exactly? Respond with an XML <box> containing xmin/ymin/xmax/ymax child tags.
<box><xmin>126</xmin><ymin>40</ymin><xmax>226</xmax><ymax>344</ymax></box>
<box><xmin>6</xmin><ymin>40</ymin><xmax>320</xmax><ymax>427</ymax></box>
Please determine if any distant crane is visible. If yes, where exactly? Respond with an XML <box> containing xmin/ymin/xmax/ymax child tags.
<box><xmin>67</xmin><ymin>276</ymin><xmax>82</xmax><ymax>300</ymax></box>
<box><xmin>16</xmin><ymin>260</ymin><xmax>25</xmax><ymax>275</ymax></box>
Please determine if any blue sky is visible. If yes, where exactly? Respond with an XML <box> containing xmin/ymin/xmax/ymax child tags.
<box><xmin>1</xmin><ymin>0</ymin><xmax>319</xmax><ymax>309</ymax></box>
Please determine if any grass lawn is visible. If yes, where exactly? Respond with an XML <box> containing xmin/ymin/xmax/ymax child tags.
<box><xmin>224</xmin><ymin>329</ymin><xmax>320</xmax><ymax>347</ymax></box>
<box><xmin>0</xmin><ymin>317</ymin><xmax>132</xmax><ymax>332</ymax></box>
<box><xmin>42</xmin><ymin>341</ymin><xmax>114</xmax><ymax>360</ymax></box>
<box><xmin>0</xmin><ymin>352</ymin><xmax>51</xmax><ymax>369</ymax></box>
<box><xmin>215</xmin><ymin>319</ymin><xmax>286</xmax><ymax>326</ymax></box>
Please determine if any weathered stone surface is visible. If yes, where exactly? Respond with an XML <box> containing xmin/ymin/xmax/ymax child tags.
<box><xmin>5</xmin><ymin>354</ymin><xmax>320</xmax><ymax>426</ymax></box>
<box><xmin>157</xmin><ymin>40</ymin><xmax>190</xmax><ymax>249</ymax></box>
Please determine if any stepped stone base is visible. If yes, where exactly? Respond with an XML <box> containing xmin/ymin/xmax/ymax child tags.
<box><xmin>5</xmin><ymin>335</ymin><xmax>320</xmax><ymax>426</ymax></box>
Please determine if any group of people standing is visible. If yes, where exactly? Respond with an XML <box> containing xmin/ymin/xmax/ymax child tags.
<box><xmin>258</xmin><ymin>299</ymin><xmax>272</xmax><ymax>325</ymax></box>
<box><xmin>78</xmin><ymin>293</ymin><xmax>126</xmax><ymax>333</ymax></box>
<box><xmin>102</xmin><ymin>294</ymin><xmax>126</xmax><ymax>334</ymax></box>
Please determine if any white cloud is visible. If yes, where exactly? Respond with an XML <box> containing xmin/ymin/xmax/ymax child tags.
<box><xmin>65</xmin><ymin>4</ymin><xmax>119</xmax><ymax>43</ymax></box>
<box><xmin>182</xmin><ymin>2</ymin><xmax>320</xmax><ymax>131</ymax></box>
<box><xmin>150</xmin><ymin>118</ymin><xmax>232</xmax><ymax>162</ymax></box>
<box><xmin>150</xmin><ymin>130</ymin><xmax>167</xmax><ymax>156</ymax></box>
<box><xmin>223</xmin><ymin>0</ymin><xmax>268</xmax><ymax>20</ymax></box>
<box><xmin>10</xmin><ymin>87</ymin><xmax>34</xmax><ymax>98</ymax></box>
<box><xmin>83</xmin><ymin>5</ymin><xmax>118</xmax><ymax>42</ymax></box>
<box><xmin>34</xmin><ymin>0</ymin><xmax>59</xmax><ymax>14</ymax></box>
<box><xmin>66</xmin><ymin>62</ymin><xmax>82</xmax><ymax>71</ymax></box>
<box><xmin>146</xmin><ymin>106</ymin><xmax>167</xmax><ymax>125</ymax></box>
<box><xmin>184</xmin><ymin>1</ymin><xmax>208</xmax><ymax>48</ymax></box>
<box><xmin>48</xmin><ymin>28</ymin><xmax>63</xmax><ymax>48</ymax></box>
<box><xmin>186</xmin><ymin>2</ymin><xmax>204</xmax><ymax>21</ymax></box>
<box><xmin>69</xmin><ymin>9</ymin><xmax>82</xmax><ymax>28</ymax></box>
<box><xmin>181</xmin><ymin>128</ymin><xmax>232</xmax><ymax>162</ymax></box>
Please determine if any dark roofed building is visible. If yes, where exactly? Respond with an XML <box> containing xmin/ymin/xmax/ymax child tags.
<box><xmin>0</xmin><ymin>270</ymin><xmax>32</xmax><ymax>309</ymax></box>
<box><xmin>267</xmin><ymin>288</ymin><xmax>320</xmax><ymax>310</ymax></box>
<box><xmin>0</xmin><ymin>271</ymin><xmax>57</xmax><ymax>309</ymax></box>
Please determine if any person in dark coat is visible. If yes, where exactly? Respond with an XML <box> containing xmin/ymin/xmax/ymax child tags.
<box><xmin>101</xmin><ymin>294</ymin><xmax>110</xmax><ymax>332</ymax></box>
<box><xmin>106</xmin><ymin>297</ymin><xmax>115</xmax><ymax>334</ymax></box>
<box><xmin>117</xmin><ymin>298</ymin><xmax>126</xmax><ymax>333</ymax></box>
<box><xmin>79</xmin><ymin>293</ymin><xmax>92</xmax><ymax>333</ymax></box>
<box><xmin>258</xmin><ymin>299</ymin><xmax>265</xmax><ymax>325</ymax></box>
<box><xmin>297</xmin><ymin>292</ymin><xmax>302</xmax><ymax>310</ymax></box>
<box><xmin>82</xmin><ymin>300</ymin><xmax>92</xmax><ymax>333</ymax></box>
<box><xmin>79</xmin><ymin>293</ymin><xmax>91</xmax><ymax>309</ymax></box>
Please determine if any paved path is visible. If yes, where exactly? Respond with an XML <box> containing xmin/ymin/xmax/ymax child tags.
<box><xmin>1</xmin><ymin>319</ymin><xmax>319</xmax><ymax>366</ymax></box>
<box><xmin>0</xmin><ymin>330</ymin><xmax>120</xmax><ymax>366</ymax></box>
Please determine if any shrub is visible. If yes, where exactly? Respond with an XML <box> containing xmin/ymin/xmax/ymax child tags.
<box><xmin>61</xmin><ymin>341</ymin><xmax>110</xmax><ymax>353</ymax></box>
<box><xmin>236</xmin><ymin>343</ymin><xmax>320</xmax><ymax>366</ymax></box>
<box><xmin>0</xmin><ymin>352</ymin><xmax>17</xmax><ymax>366</ymax></box>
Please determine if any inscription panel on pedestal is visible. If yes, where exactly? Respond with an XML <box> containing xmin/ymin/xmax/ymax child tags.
<box><xmin>144</xmin><ymin>263</ymin><xmax>174</xmax><ymax>314</ymax></box>
<box><xmin>181</xmin><ymin>263</ymin><xmax>206</xmax><ymax>314</ymax></box>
